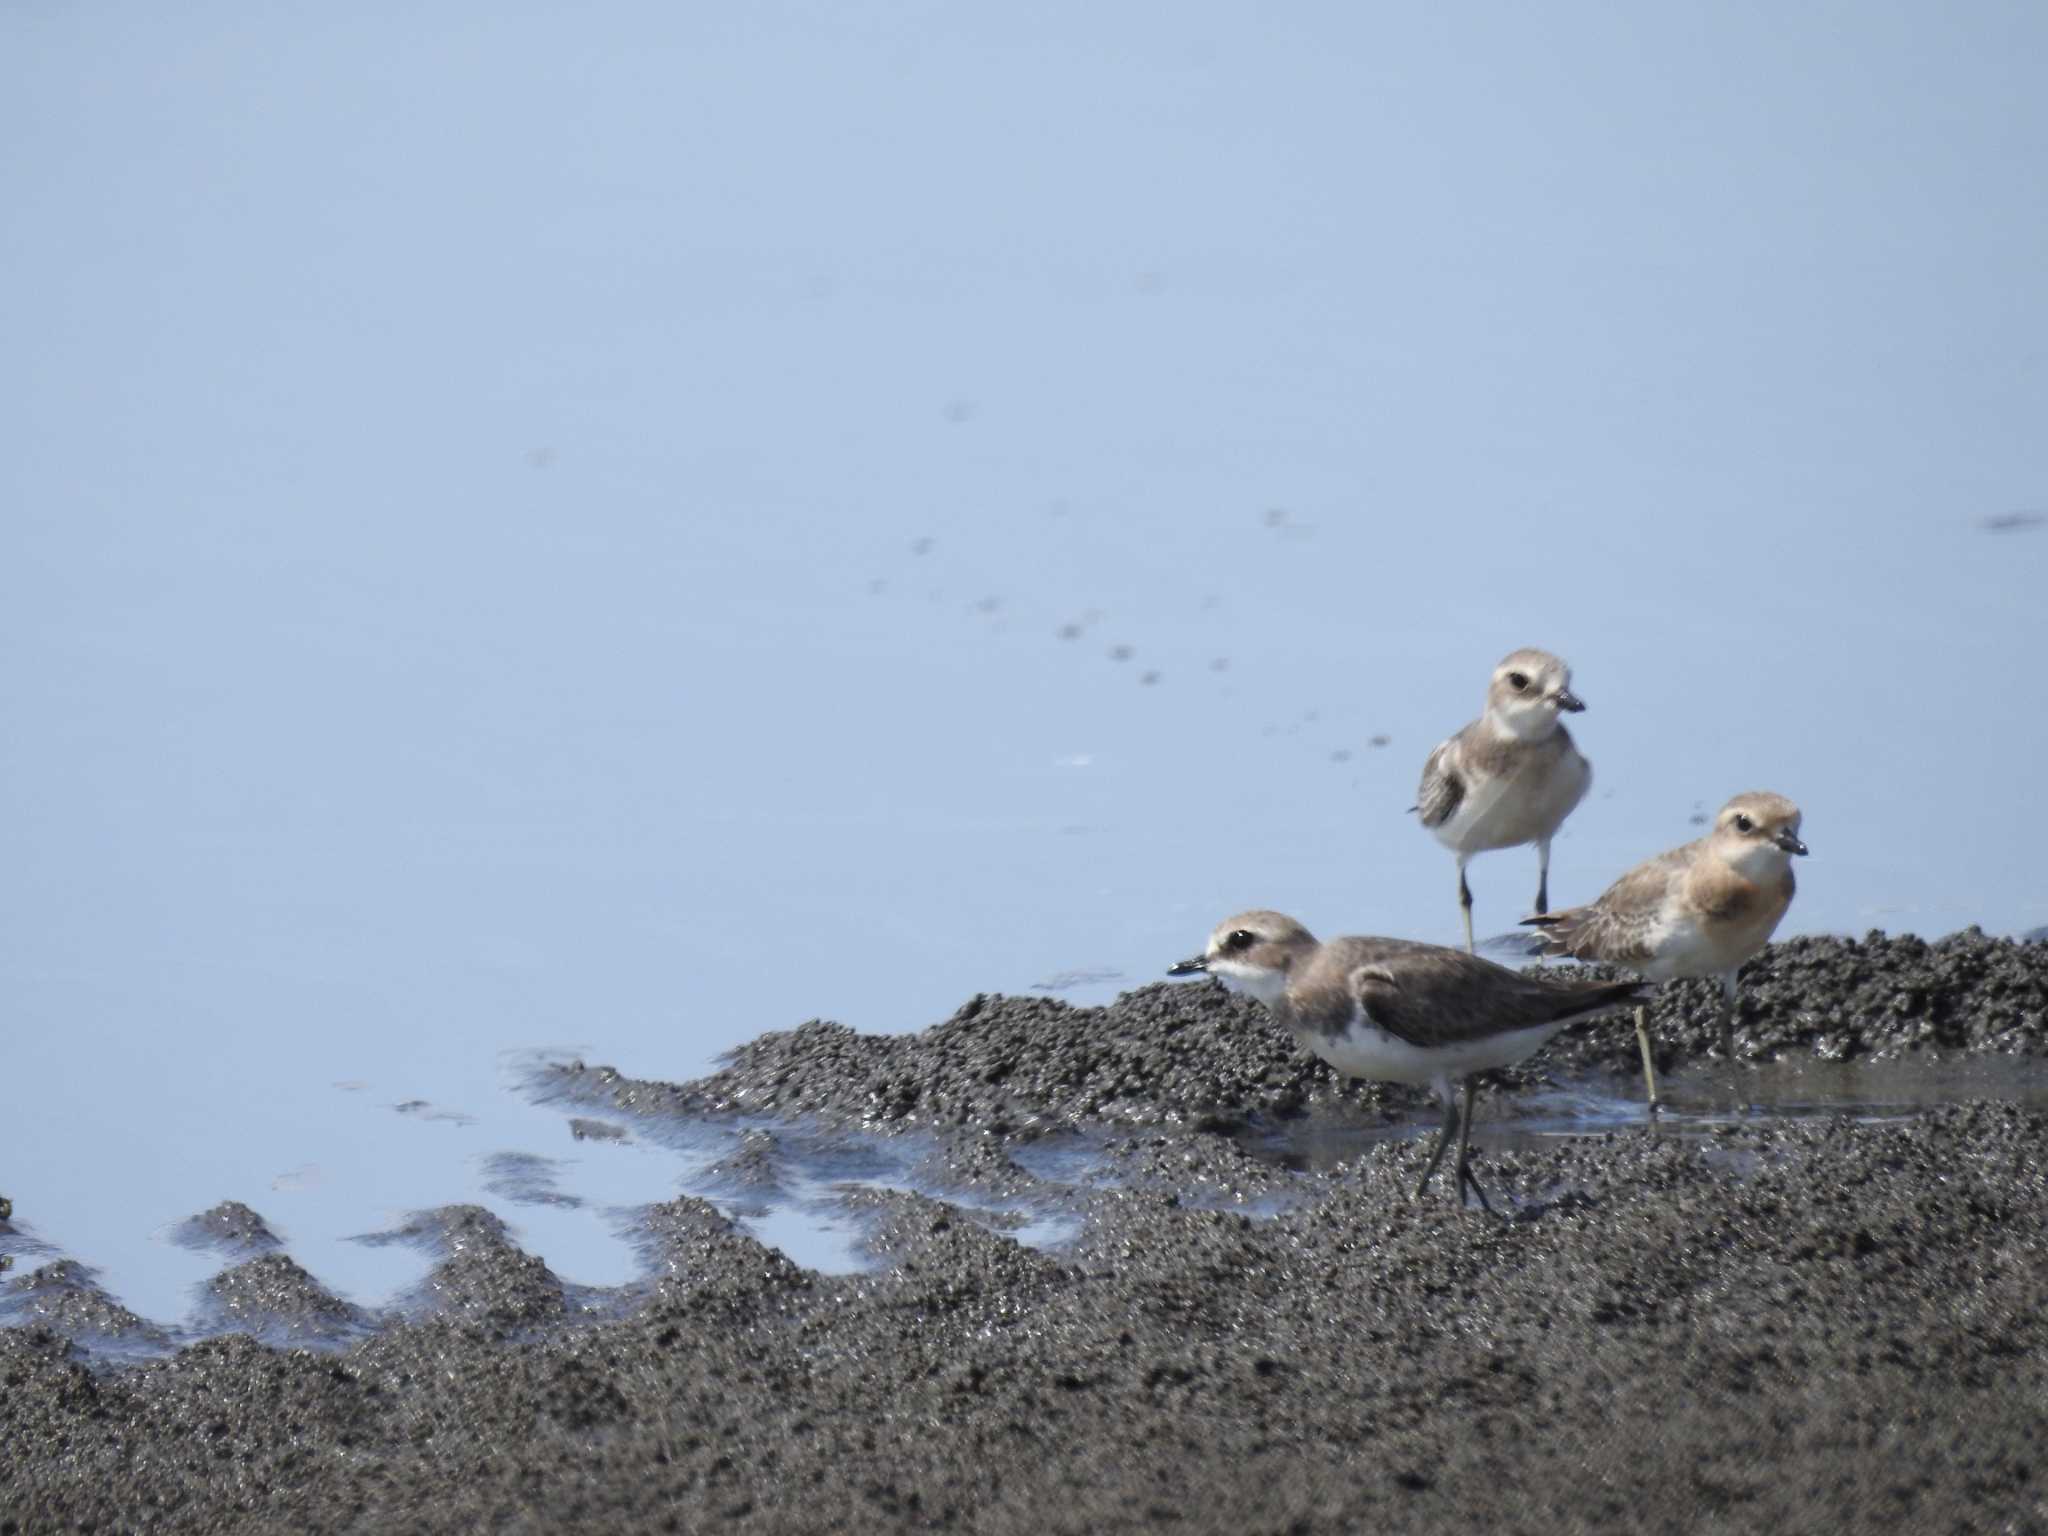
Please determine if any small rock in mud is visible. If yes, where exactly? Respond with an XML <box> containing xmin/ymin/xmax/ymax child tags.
<box><xmin>363</xmin><ymin>1205</ymin><xmax>574</xmax><ymax>1335</ymax></box>
<box><xmin>202</xmin><ymin>1254</ymin><xmax>368</xmax><ymax>1346</ymax></box>
<box><xmin>418</xmin><ymin>1223</ymin><xmax>571</xmax><ymax>1334</ymax></box>
<box><xmin>636</xmin><ymin>1195</ymin><xmax>813</xmax><ymax>1317</ymax></box>
<box><xmin>844</xmin><ymin>1186</ymin><xmax>1076</xmax><ymax>1308</ymax></box>
<box><xmin>1</xmin><ymin>1260</ymin><xmax>170</xmax><ymax>1351</ymax></box>
<box><xmin>908</xmin><ymin>1129</ymin><xmax>1059</xmax><ymax>1202</ymax></box>
<box><xmin>694</xmin><ymin>1128</ymin><xmax>790</xmax><ymax>1197</ymax></box>
<box><xmin>356</xmin><ymin>1202</ymin><xmax>516</xmax><ymax>1252</ymax></box>
<box><xmin>169</xmin><ymin>1200</ymin><xmax>285</xmax><ymax>1256</ymax></box>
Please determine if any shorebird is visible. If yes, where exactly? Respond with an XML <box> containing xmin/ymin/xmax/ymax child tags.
<box><xmin>1168</xmin><ymin>910</ymin><xmax>1643</xmax><ymax>1209</ymax></box>
<box><xmin>1522</xmin><ymin>791</ymin><xmax>1807</xmax><ymax>1108</ymax></box>
<box><xmin>1415</xmin><ymin>648</ymin><xmax>1591</xmax><ymax>954</ymax></box>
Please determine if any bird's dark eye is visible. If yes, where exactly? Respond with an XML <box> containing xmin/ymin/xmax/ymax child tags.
<box><xmin>1226</xmin><ymin>929</ymin><xmax>1256</xmax><ymax>953</ymax></box>
<box><xmin>1507</xmin><ymin>672</ymin><xmax>1529</xmax><ymax>691</ymax></box>
<box><xmin>1734</xmin><ymin>814</ymin><xmax>1754</xmax><ymax>833</ymax></box>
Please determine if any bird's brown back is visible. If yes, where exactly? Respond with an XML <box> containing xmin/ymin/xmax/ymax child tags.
<box><xmin>1287</xmin><ymin>935</ymin><xmax>1643</xmax><ymax>1047</ymax></box>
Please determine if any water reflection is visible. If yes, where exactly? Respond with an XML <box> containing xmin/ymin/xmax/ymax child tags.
<box><xmin>1236</xmin><ymin>1058</ymin><xmax>2048</xmax><ymax>1174</ymax></box>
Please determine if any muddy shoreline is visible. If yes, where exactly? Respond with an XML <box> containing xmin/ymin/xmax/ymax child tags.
<box><xmin>5</xmin><ymin>930</ymin><xmax>2048</xmax><ymax>1534</ymax></box>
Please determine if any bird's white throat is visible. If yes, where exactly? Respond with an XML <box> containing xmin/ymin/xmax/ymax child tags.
<box><xmin>1486</xmin><ymin>700</ymin><xmax>1562</xmax><ymax>743</ymax></box>
<box><xmin>1207</xmin><ymin>957</ymin><xmax>1289</xmax><ymax>1008</ymax></box>
<box><xmin>1720</xmin><ymin>840</ymin><xmax>1794</xmax><ymax>880</ymax></box>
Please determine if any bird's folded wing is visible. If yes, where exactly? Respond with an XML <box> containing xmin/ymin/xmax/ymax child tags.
<box><xmin>1529</xmin><ymin>852</ymin><xmax>1687</xmax><ymax>965</ymax></box>
<box><xmin>1414</xmin><ymin>740</ymin><xmax>1464</xmax><ymax>828</ymax></box>
<box><xmin>1335</xmin><ymin>940</ymin><xmax>1623</xmax><ymax>1048</ymax></box>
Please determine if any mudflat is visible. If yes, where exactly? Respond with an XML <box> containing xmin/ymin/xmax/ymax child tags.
<box><xmin>5</xmin><ymin>930</ymin><xmax>2047</xmax><ymax>1534</ymax></box>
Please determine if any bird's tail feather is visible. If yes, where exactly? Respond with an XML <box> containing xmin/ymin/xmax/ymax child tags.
<box><xmin>1518</xmin><ymin>907</ymin><xmax>1586</xmax><ymax>959</ymax></box>
<box><xmin>1571</xmin><ymin>979</ymin><xmax>1647</xmax><ymax>1017</ymax></box>
<box><xmin>1521</xmin><ymin>976</ymin><xmax>1644</xmax><ymax>1029</ymax></box>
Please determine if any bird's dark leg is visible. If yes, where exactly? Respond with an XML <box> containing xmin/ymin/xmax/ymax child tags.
<box><xmin>1415</xmin><ymin>1087</ymin><xmax>1460</xmax><ymax>1201</ymax></box>
<box><xmin>1635</xmin><ymin>1003</ymin><xmax>1662</xmax><ymax>1114</ymax></box>
<box><xmin>1455</xmin><ymin>1076</ymin><xmax>1494</xmax><ymax>1214</ymax></box>
<box><xmin>1534</xmin><ymin>838</ymin><xmax>1552</xmax><ymax>918</ymax></box>
<box><xmin>1718</xmin><ymin>972</ymin><xmax>1738</xmax><ymax>1060</ymax></box>
<box><xmin>1457</xmin><ymin>860</ymin><xmax>1476</xmax><ymax>955</ymax></box>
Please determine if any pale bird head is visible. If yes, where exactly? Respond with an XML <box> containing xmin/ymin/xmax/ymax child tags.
<box><xmin>1484</xmin><ymin>648</ymin><xmax>1584</xmax><ymax>739</ymax></box>
<box><xmin>1167</xmin><ymin>909</ymin><xmax>1318</xmax><ymax>1009</ymax></box>
<box><xmin>1710</xmin><ymin>791</ymin><xmax>1808</xmax><ymax>872</ymax></box>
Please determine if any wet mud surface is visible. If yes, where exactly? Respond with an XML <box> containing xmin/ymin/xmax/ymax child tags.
<box><xmin>561</xmin><ymin>928</ymin><xmax>2048</xmax><ymax>1133</ymax></box>
<box><xmin>5</xmin><ymin>932</ymin><xmax>2048</xmax><ymax>1533</ymax></box>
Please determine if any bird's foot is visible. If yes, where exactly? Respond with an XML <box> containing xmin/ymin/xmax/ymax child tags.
<box><xmin>1457</xmin><ymin>1166</ymin><xmax>1496</xmax><ymax>1216</ymax></box>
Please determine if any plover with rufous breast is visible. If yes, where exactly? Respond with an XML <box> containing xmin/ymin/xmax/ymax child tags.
<box><xmin>1522</xmin><ymin>791</ymin><xmax>1807</xmax><ymax>1108</ymax></box>
<box><xmin>1168</xmin><ymin>911</ymin><xmax>1643</xmax><ymax>1210</ymax></box>
<box><xmin>1415</xmin><ymin>649</ymin><xmax>1591</xmax><ymax>954</ymax></box>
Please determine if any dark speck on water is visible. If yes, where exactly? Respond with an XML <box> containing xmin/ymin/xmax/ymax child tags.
<box><xmin>1030</xmin><ymin>966</ymin><xmax>1125</xmax><ymax>992</ymax></box>
<box><xmin>393</xmin><ymin>1100</ymin><xmax>476</xmax><ymax>1126</ymax></box>
<box><xmin>480</xmin><ymin>1152</ymin><xmax>584</xmax><ymax>1209</ymax></box>
<box><xmin>1980</xmin><ymin>511</ymin><xmax>2045</xmax><ymax>533</ymax></box>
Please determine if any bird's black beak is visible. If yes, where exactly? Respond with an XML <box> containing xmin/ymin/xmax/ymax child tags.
<box><xmin>1553</xmin><ymin>689</ymin><xmax>1586</xmax><ymax>713</ymax></box>
<box><xmin>1774</xmin><ymin>829</ymin><xmax>1809</xmax><ymax>856</ymax></box>
<box><xmin>1167</xmin><ymin>956</ymin><xmax>1209</xmax><ymax>977</ymax></box>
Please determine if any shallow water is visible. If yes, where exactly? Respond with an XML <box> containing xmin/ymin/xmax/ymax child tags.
<box><xmin>1242</xmin><ymin>1057</ymin><xmax>2048</xmax><ymax>1175</ymax></box>
<box><xmin>5</xmin><ymin>2</ymin><xmax>2048</xmax><ymax>1333</ymax></box>
<box><xmin>11</xmin><ymin>1055</ymin><xmax>2046</xmax><ymax>1340</ymax></box>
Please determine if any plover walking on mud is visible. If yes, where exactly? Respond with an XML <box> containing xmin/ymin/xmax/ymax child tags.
<box><xmin>1415</xmin><ymin>649</ymin><xmax>1591</xmax><ymax>954</ymax></box>
<box><xmin>1522</xmin><ymin>791</ymin><xmax>1807</xmax><ymax>1108</ymax></box>
<box><xmin>1169</xmin><ymin>911</ymin><xmax>1643</xmax><ymax>1210</ymax></box>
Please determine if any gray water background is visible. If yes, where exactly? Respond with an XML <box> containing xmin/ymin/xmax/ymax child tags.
<box><xmin>4</xmin><ymin>1</ymin><xmax>2044</xmax><ymax>1323</ymax></box>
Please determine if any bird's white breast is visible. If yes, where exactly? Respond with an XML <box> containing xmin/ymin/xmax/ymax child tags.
<box><xmin>1297</xmin><ymin>1010</ymin><xmax>1565</xmax><ymax>1089</ymax></box>
<box><xmin>1635</xmin><ymin>897</ymin><xmax>1775</xmax><ymax>980</ymax></box>
<box><xmin>1430</xmin><ymin>743</ymin><xmax>1588</xmax><ymax>856</ymax></box>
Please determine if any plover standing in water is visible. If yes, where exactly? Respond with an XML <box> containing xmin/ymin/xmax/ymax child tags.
<box><xmin>1522</xmin><ymin>792</ymin><xmax>1807</xmax><ymax>1107</ymax></box>
<box><xmin>1169</xmin><ymin>911</ymin><xmax>1643</xmax><ymax>1209</ymax></box>
<box><xmin>1415</xmin><ymin>649</ymin><xmax>1591</xmax><ymax>953</ymax></box>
